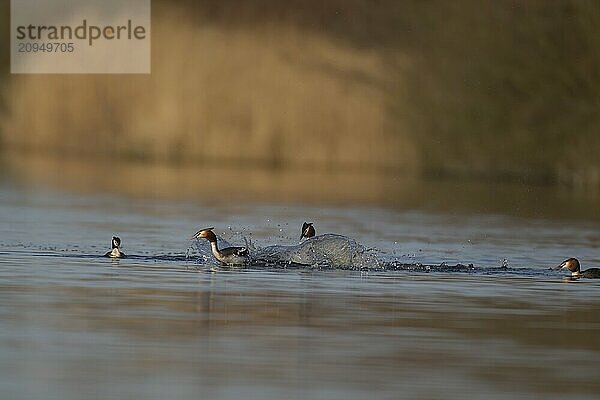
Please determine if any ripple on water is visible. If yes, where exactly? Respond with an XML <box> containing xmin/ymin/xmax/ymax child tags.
<box><xmin>1</xmin><ymin>183</ymin><xmax>600</xmax><ymax>399</ymax></box>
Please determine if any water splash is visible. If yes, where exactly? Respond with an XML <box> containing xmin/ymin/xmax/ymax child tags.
<box><xmin>186</xmin><ymin>239</ymin><xmax>216</xmax><ymax>265</ymax></box>
<box><xmin>251</xmin><ymin>234</ymin><xmax>379</xmax><ymax>270</ymax></box>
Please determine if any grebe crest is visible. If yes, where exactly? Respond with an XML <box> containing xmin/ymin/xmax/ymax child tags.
<box><xmin>300</xmin><ymin>222</ymin><xmax>315</xmax><ymax>241</ymax></box>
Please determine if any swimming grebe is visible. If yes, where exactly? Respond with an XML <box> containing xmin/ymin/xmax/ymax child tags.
<box><xmin>556</xmin><ymin>258</ymin><xmax>600</xmax><ymax>279</ymax></box>
<box><xmin>104</xmin><ymin>236</ymin><xmax>125</xmax><ymax>258</ymax></box>
<box><xmin>191</xmin><ymin>227</ymin><xmax>249</xmax><ymax>265</ymax></box>
<box><xmin>300</xmin><ymin>222</ymin><xmax>315</xmax><ymax>240</ymax></box>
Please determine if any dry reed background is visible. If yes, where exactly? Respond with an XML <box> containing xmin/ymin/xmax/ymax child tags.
<box><xmin>0</xmin><ymin>0</ymin><xmax>599</xmax><ymax>189</ymax></box>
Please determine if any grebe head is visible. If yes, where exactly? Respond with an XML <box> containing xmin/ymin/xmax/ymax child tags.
<box><xmin>556</xmin><ymin>258</ymin><xmax>580</xmax><ymax>273</ymax></box>
<box><xmin>111</xmin><ymin>236</ymin><xmax>121</xmax><ymax>249</ymax></box>
<box><xmin>300</xmin><ymin>222</ymin><xmax>315</xmax><ymax>240</ymax></box>
<box><xmin>191</xmin><ymin>227</ymin><xmax>217</xmax><ymax>243</ymax></box>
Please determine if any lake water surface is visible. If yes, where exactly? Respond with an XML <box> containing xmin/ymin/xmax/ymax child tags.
<box><xmin>1</xmin><ymin>163</ymin><xmax>599</xmax><ymax>399</ymax></box>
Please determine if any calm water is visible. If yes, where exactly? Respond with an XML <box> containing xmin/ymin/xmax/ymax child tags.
<box><xmin>1</xmin><ymin>177</ymin><xmax>600</xmax><ymax>399</ymax></box>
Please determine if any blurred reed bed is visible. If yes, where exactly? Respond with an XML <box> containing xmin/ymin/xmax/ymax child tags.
<box><xmin>0</xmin><ymin>4</ymin><xmax>416</xmax><ymax>172</ymax></box>
<box><xmin>0</xmin><ymin>0</ymin><xmax>598</xmax><ymax>188</ymax></box>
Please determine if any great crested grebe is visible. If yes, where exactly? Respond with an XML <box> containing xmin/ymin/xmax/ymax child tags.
<box><xmin>300</xmin><ymin>222</ymin><xmax>316</xmax><ymax>241</ymax></box>
<box><xmin>191</xmin><ymin>227</ymin><xmax>249</xmax><ymax>265</ymax></box>
<box><xmin>104</xmin><ymin>236</ymin><xmax>126</xmax><ymax>258</ymax></box>
<box><xmin>556</xmin><ymin>258</ymin><xmax>600</xmax><ymax>279</ymax></box>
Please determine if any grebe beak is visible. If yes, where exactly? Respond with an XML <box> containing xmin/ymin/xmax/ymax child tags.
<box><xmin>554</xmin><ymin>261</ymin><xmax>567</xmax><ymax>270</ymax></box>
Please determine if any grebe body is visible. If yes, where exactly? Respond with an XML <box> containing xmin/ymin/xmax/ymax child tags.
<box><xmin>191</xmin><ymin>227</ymin><xmax>249</xmax><ymax>265</ymax></box>
<box><xmin>104</xmin><ymin>236</ymin><xmax>125</xmax><ymax>258</ymax></box>
<box><xmin>556</xmin><ymin>258</ymin><xmax>600</xmax><ymax>279</ymax></box>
